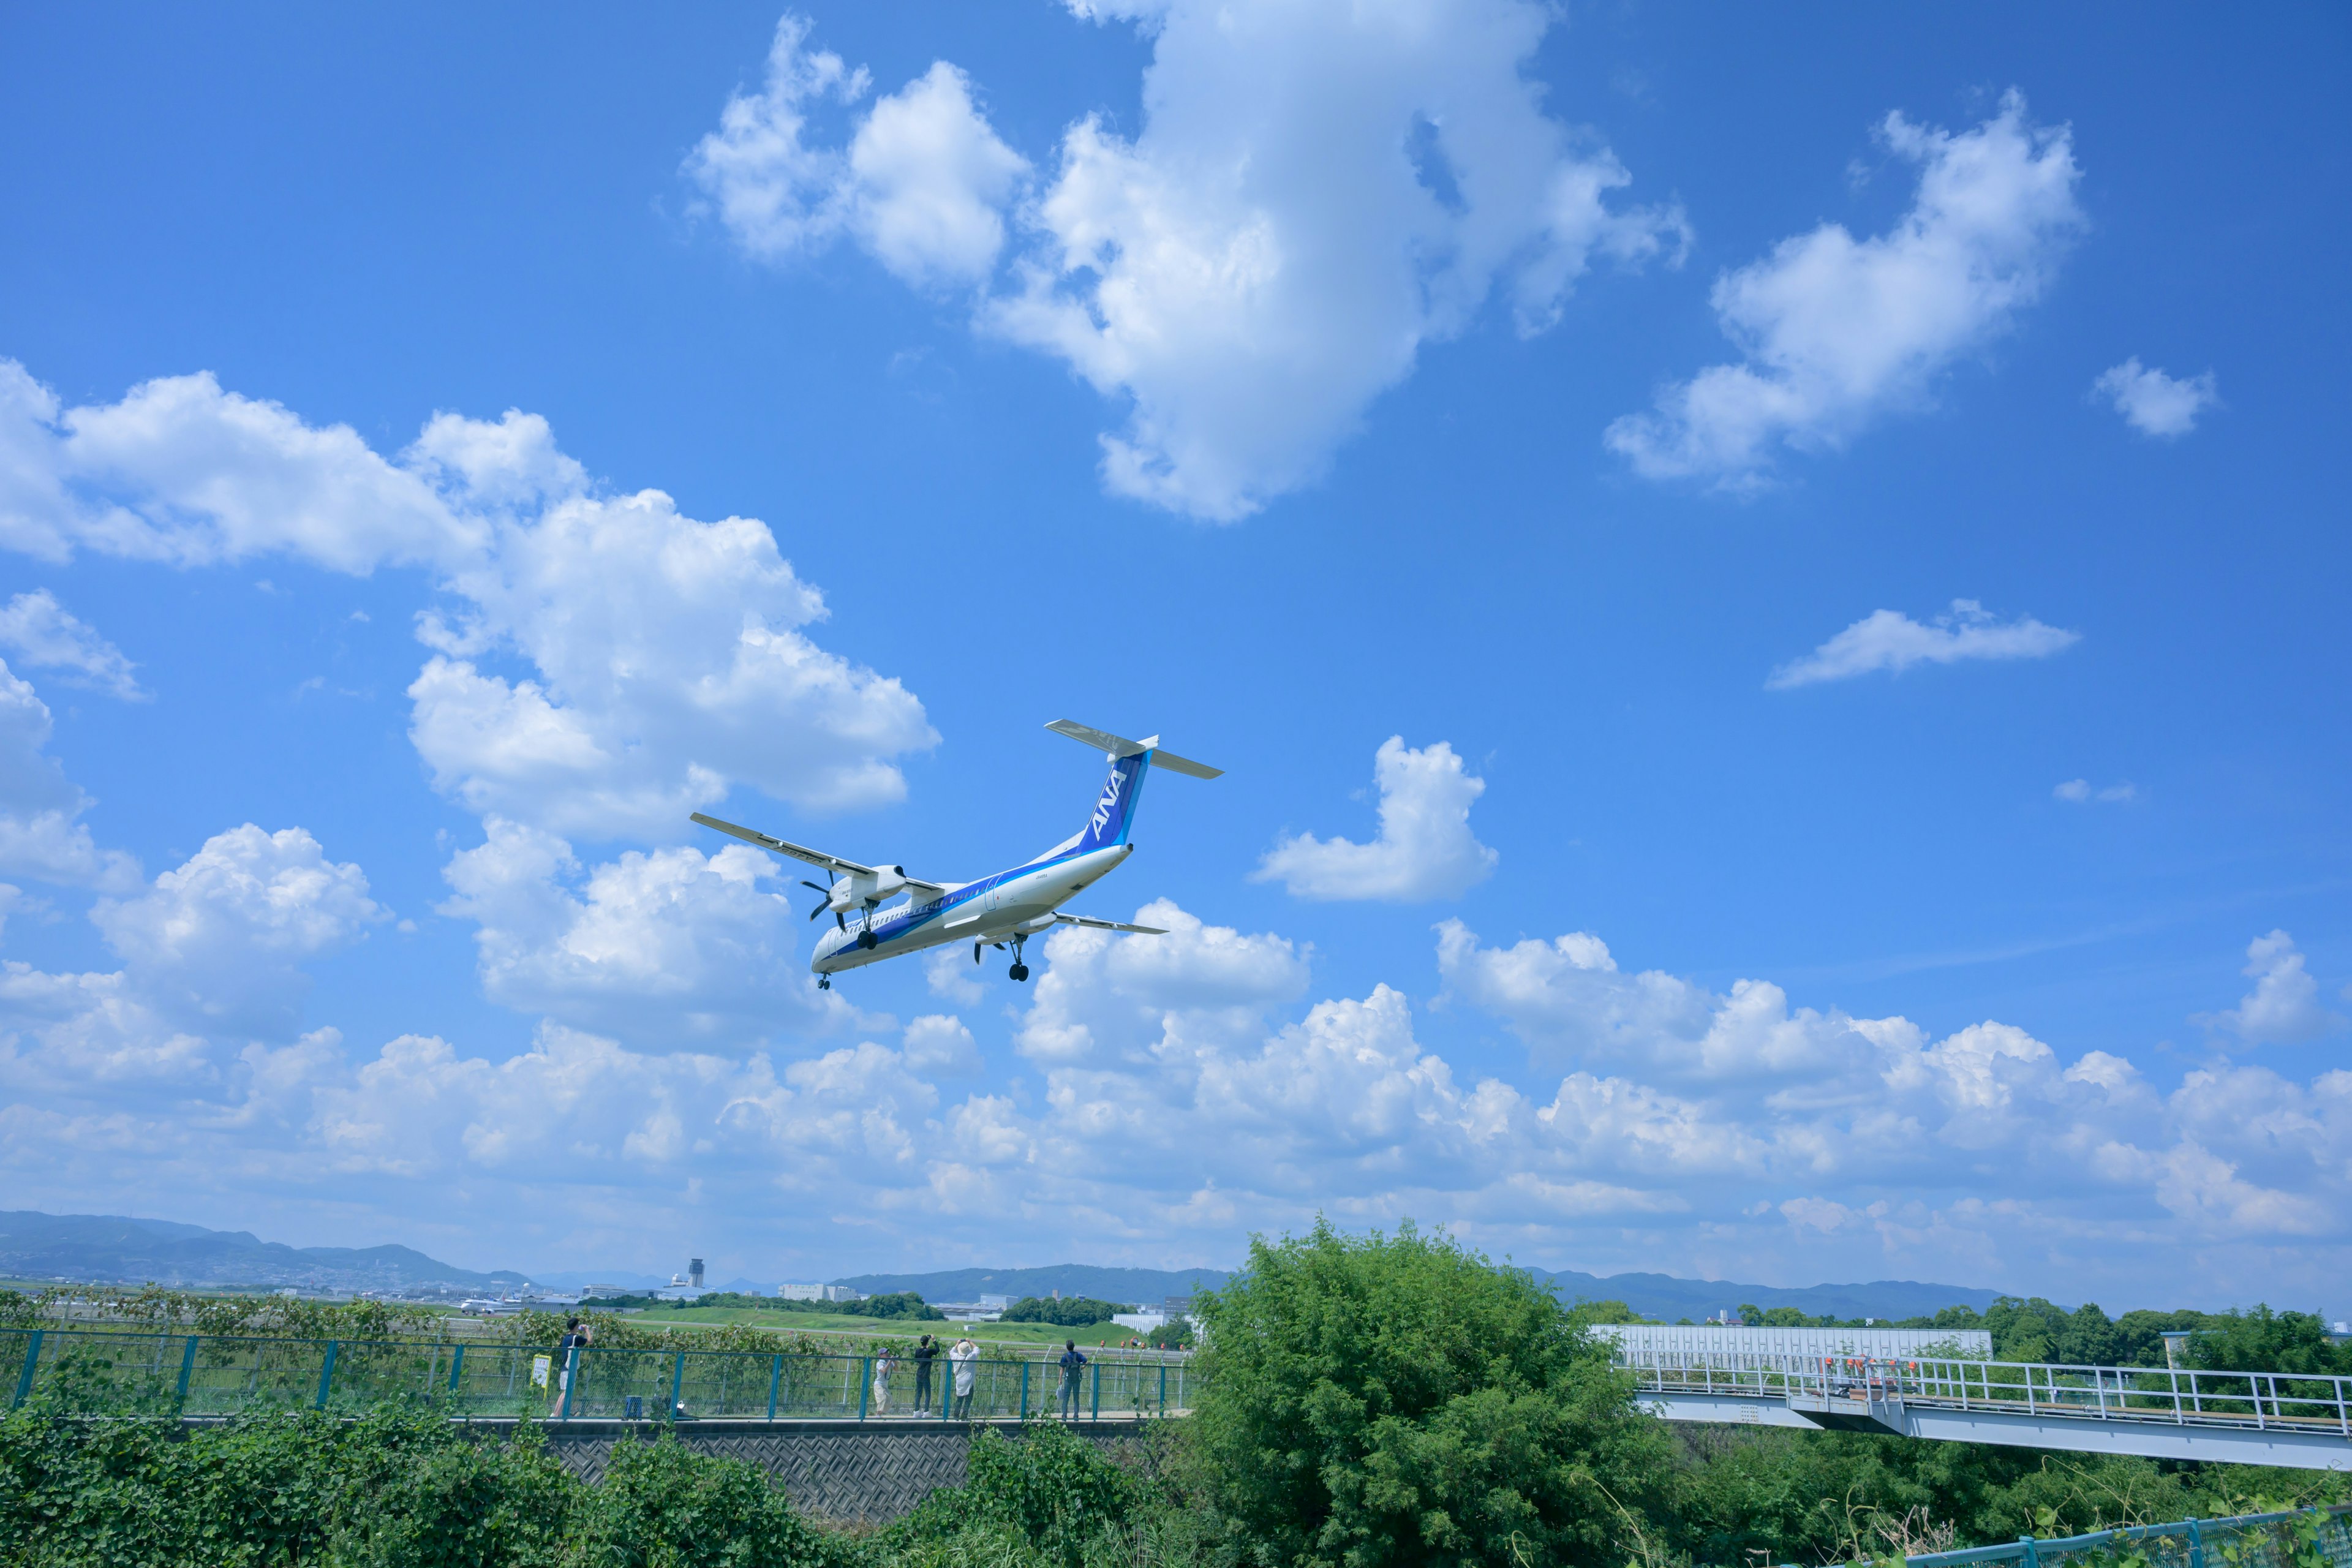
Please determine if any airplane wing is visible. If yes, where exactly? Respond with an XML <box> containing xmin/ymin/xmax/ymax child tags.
<box><xmin>1054</xmin><ymin>913</ymin><xmax>1168</xmax><ymax>935</ymax></box>
<box><xmin>690</xmin><ymin>813</ymin><xmax>948</xmax><ymax>895</ymax></box>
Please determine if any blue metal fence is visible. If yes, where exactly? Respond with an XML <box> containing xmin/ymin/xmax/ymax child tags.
<box><xmin>1899</xmin><ymin>1504</ymin><xmax>2351</xmax><ymax>1568</ymax></box>
<box><xmin>0</xmin><ymin>1327</ymin><xmax>1192</xmax><ymax>1423</ymax></box>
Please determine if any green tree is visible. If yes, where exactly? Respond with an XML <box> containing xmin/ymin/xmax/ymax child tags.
<box><xmin>1000</xmin><ymin>1296</ymin><xmax>1134</xmax><ymax>1327</ymax></box>
<box><xmin>1188</xmin><ymin>1218</ymin><xmax>1673</xmax><ymax>1568</ymax></box>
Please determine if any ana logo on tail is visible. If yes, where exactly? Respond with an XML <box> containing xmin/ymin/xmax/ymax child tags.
<box><xmin>1091</xmin><ymin>767</ymin><xmax>1127</xmax><ymax>835</ymax></box>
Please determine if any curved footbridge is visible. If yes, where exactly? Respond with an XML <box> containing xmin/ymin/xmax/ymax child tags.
<box><xmin>1616</xmin><ymin>1351</ymin><xmax>2352</xmax><ymax>1471</ymax></box>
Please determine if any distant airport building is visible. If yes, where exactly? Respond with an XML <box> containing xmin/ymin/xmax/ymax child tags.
<box><xmin>778</xmin><ymin>1283</ymin><xmax>861</xmax><ymax>1303</ymax></box>
<box><xmin>1591</xmin><ymin>1324</ymin><xmax>1993</xmax><ymax>1363</ymax></box>
<box><xmin>688</xmin><ymin>1259</ymin><xmax>704</xmax><ymax>1289</ymax></box>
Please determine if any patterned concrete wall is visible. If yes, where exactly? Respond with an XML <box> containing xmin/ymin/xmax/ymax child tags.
<box><xmin>529</xmin><ymin>1418</ymin><xmax>1144</xmax><ymax>1525</ymax></box>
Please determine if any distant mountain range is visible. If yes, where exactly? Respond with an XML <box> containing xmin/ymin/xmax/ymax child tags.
<box><xmin>0</xmin><ymin>1210</ymin><xmax>2017</xmax><ymax>1319</ymax></box>
<box><xmin>0</xmin><ymin>1211</ymin><xmax>529</xmax><ymax>1294</ymax></box>
<box><xmin>831</xmin><ymin>1263</ymin><xmax>2010</xmax><ymax>1321</ymax></box>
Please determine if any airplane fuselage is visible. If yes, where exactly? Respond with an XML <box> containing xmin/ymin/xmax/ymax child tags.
<box><xmin>811</xmin><ymin>843</ymin><xmax>1134</xmax><ymax>974</ymax></box>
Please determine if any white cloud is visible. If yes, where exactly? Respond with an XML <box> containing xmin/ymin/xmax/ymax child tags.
<box><xmin>924</xmin><ymin>943</ymin><xmax>987</xmax><ymax>1006</ymax></box>
<box><xmin>686</xmin><ymin>20</ymin><xmax>1027</xmax><ymax>289</ymax></box>
<box><xmin>0</xmin><ymin>591</ymin><xmax>145</xmax><ymax>699</ymax></box>
<box><xmin>1768</xmin><ymin>600</ymin><xmax>2079</xmax><ymax>688</ymax></box>
<box><xmin>2200</xmin><ymin>930</ymin><xmax>2344</xmax><ymax>1047</ymax></box>
<box><xmin>986</xmin><ymin>0</ymin><xmax>1685</xmax><ymax>519</ymax></box>
<box><xmin>435</xmin><ymin>818</ymin><xmax>861</xmax><ymax>1047</ymax></box>
<box><xmin>902</xmin><ymin>1014</ymin><xmax>981</xmax><ymax>1076</ymax></box>
<box><xmin>1609</xmin><ymin>91</ymin><xmax>2082</xmax><ymax>487</ymax></box>
<box><xmin>0</xmin><ymin>364</ymin><xmax>482</xmax><ymax>571</ymax></box>
<box><xmin>2054</xmin><ymin>778</ymin><xmax>2136</xmax><ymax>804</ymax></box>
<box><xmin>0</xmin><ymin>360</ymin><xmax>937</xmax><ymax>839</ymax></box>
<box><xmin>2094</xmin><ymin>358</ymin><xmax>2218</xmax><ymax>439</ymax></box>
<box><xmin>92</xmin><ymin>824</ymin><xmax>385</xmax><ymax>1038</ymax></box>
<box><xmin>6</xmin><ymin>880</ymin><xmax>2348</xmax><ymax>1295</ymax></box>
<box><xmin>1016</xmin><ymin>897</ymin><xmax>1309</xmax><ymax>1066</ymax></box>
<box><xmin>409</xmin><ymin>470</ymin><xmax>933</xmax><ymax>836</ymax></box>
<box><xmin>0</xmin><ymin>658</ymin><xmax>141</xmax><ymax>891</ymax></box>
<box><xmin>1253</xmin><ymin>737</ymin><xmax>1497</xmax><ymax>900</ymax></box>
<box><xmin>695</xmin><ymin>2</ymin><xmax>1685</xmax><ymax>519</ymax></box>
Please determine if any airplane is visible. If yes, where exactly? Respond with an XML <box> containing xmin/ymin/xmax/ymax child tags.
<box><xmin>691</xmin><ymin>721</ymin><xmax>1222</xmax><ymax>989</ymax></box>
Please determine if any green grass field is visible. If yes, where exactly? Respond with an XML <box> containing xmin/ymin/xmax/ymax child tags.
<box><xmin>608</xmin><ymin>1303</ymin><xmax>1174</xmax><ymax>1351</ymax></box>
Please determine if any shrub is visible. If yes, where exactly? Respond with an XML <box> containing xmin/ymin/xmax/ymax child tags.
<box><xmin>1189</xmin><ymin>1218</ymin><xmax>1674</xmax><ymax>1568</ymax></box>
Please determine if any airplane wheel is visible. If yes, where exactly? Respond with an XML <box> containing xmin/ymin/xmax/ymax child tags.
<box><xmin>859</xmin><ymin>931</ymin><xmax>878</xmax><ymax>950</ymax></box>
<box><xmin>1009</xmin><ymin>963</ymin><xmax>1030</xmax><ymax>982</ymax></box>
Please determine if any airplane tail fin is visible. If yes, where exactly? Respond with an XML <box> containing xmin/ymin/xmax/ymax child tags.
<box><xmin>1046</xmin><ymin>720</ymin><xmax>1221</xmax><ymax>855</ymax></box>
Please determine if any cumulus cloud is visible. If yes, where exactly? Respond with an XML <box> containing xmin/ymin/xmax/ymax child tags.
<box><xmin>6</xmin><ymin>881</ymin><xmax>2348</xmax><ymax>1294</ymax></box>
<box><xmin>2094</xmin><ymin>358</ymin><xmax>2218</xmax><ymax>439</ymax></box>
<box><xmin>2199</xmin><ymin>930</ymin><xmax>2344</xmax><ymax>1047</ymax></box>
<box><xmin>2054</xmin><ymin>778</ymin><xmax>2136</xmax><ymax>804</ymax></box>
<box><xmin>0</xmin><ymin>360</ymin><xmax>937</xmax><ymax>839</ymax></box>
<box><xmin>695</xmin><ymin>2</ymin><xmax>1686</xmax><ymax>519</ymax></box>
<box><xmin>435</xmin><ymin>818</ymin><xmax>859</xmax><ymax>1047</ymax></box>
<box><xmin>409</xmin><ymin>466</ymin><xmax>933</xmax><ymax>836</ymax></box>
<box><xmin>1253</xmin><ymin>737</ymin><xmax>1497</xmax><ymax>900</ymax></box>
<box><xmin>0</xmin><ymin>658</ymin><xmax>141</xmax><ymax>891</ymax></box>
<box><xmin>0</xmin><ymin>592</ymin><xmax>145</xmax><ymax>699</ymax></box>
<box><xmin>1609</xmin><ymin>91</ymin><xmax>2082</xmax><ymax>487</ymax></box>
<box><xmin>1767</xmin><ymin>600</ymin><xmax>2079</xmax><ymax>688</ymax></box>
<box><xmin>686</xmin><ymin>19</ymin><xmax>1029</xmax><ymax>289</ymax></box>
<box><xmin>92</xmin><ymin>824</ymin><xmax>385</xmax><ymax>1038</ymax></box>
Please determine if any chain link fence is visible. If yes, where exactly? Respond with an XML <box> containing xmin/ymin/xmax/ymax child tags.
<box><xmin>2</xmin><ymin>1327</ymin><xmax>1193</xmax><ymax>1423</ymax></box>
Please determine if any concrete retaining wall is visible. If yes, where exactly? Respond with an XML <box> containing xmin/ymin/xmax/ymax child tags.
<box><xmin>483</xmin><ymin>1418</ymin><xmax>1149</xmax><ymax>1524</ymax></box>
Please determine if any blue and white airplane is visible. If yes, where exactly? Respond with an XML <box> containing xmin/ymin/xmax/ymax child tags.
<box><xmin>692</xmin><ymin>722</ymin><xmax>1221</xmax><ymax>989</ymax></box>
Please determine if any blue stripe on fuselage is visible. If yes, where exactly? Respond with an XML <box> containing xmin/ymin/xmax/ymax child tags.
<box><xmin>820</xmin><ymin>846</ymin><xmax>1096</xmax><ymax>959</ymax></box>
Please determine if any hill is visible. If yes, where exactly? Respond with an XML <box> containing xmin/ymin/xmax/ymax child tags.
<box><xmin>835</xmin><ymin>1261</ymin><xmax>2011</xmax><ymax>1321</ymax></box>
<box><xmin>0</xmin><ymin>1210</ymin><xmax>527</xmax><ymax>1294</ymax></box>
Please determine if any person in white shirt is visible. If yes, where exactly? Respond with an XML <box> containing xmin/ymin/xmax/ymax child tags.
<box><xmin>872</xmin><ymin>1350</ymin><xmax>895</xmax><ymax>1415</ymax></box>
<box><xmin>949</xmin><ymin>1335</ymin><xmax>979</xmax><ymax>1420</ymax></box>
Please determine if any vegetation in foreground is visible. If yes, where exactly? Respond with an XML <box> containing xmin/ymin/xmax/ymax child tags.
<box><xmin>2</xmin><ymin>1223</ymin><xmax>2345</xmax><ymax>1567</ymax></box>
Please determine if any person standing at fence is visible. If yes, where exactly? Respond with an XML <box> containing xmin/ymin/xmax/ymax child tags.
<box><xmin>1057</xmin><ymin>1340</ymin><xmax>1087</xmax><ymax>1421</ymax></box>
<box><xmin>950</xmin><ymin>1335</ymin><xmax>978</xmax><ymax>1419</ymax></box>
<box><xmin>872</xmin><ymin>1349</ymin><xmax>895</xmax><ymax>1415</ymax></box>
<box><xmin>913</xmin><ymin>1334</ymin><xmax>938</xmax><ymax>1415</ymax></box>
<box><xmin>551</xmin><ymin>1319</ymin><xmax>587</xmax><ymax>1417</ymax></box>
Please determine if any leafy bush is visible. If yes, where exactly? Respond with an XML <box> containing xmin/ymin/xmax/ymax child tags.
<box><xmin>1189</xmin><ymin>1218</ymin><xmax>1675</xmax><ymax>1568</ymax></box>
<box><xmin>998</xmin><ymin>1298</ymin><xmax>1133</xmax><ymax>1327</ymax></box>
<box><xmin>580</xmin><ymin>1435</ymin><xmax>850</xmax><ymax>1567</ymax></box>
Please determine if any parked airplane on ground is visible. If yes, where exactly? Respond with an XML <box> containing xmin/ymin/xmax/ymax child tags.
<box><xmin>692</xmin><ymin>722</ymin><xmax>1222</xmax><ymax>989</ymax></box>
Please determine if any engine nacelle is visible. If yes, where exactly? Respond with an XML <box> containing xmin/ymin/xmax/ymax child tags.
<box><xmin>830</xmin><ymin>866</ymin><xmax>908</xmax><ymax>910</ymax></box>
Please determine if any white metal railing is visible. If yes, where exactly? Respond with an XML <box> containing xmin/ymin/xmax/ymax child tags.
<box><xmin>1611</xmin><ymin>1349</ymin><xmax>2352</xmax><ymax>1436</ymax></box>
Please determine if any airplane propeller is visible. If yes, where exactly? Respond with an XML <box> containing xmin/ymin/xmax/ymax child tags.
<box><xmin>801</xmin><ymin>877</ymin><xmax>846</xmax><ymax>932</ymax></box>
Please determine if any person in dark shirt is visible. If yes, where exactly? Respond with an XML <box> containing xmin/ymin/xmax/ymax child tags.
<box><xmin>1057</xmin><ymin>1340</ymin><xmax>1087</xmax><ymax>1420</ymax></box>
<box><xmin>913</xmin><ymin>1334</ymin><xmax>938</xmax><ymax>1415</ymax></box>
<box><xmin>550</xmin><ymin>1318</ymin><xmax>589</xmax><ymax>1417</ymax></box>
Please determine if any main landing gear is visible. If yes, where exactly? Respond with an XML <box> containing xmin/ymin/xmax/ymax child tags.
<box><xmin>1008</xmin><ymin>933</ymin><xmax>1031</xmax><ymax>983</ymax></box>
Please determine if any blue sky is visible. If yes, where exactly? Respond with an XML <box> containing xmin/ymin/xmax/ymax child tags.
<box><xmin>1</xmin><ymin>1</ymin><xmax>2345</xmax><ymax>1310</ymax></box>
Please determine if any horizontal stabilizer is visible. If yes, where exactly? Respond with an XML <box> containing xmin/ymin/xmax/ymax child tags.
<box><xmin>1044</xmin><ymin>719</ymin><xmax>1223</xmax><ymax>779</ymax></box>
<box><xmin>1054</xmin><ymin>913</ymin><xmax>1168</xmax><ymax>936</ymax></box>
